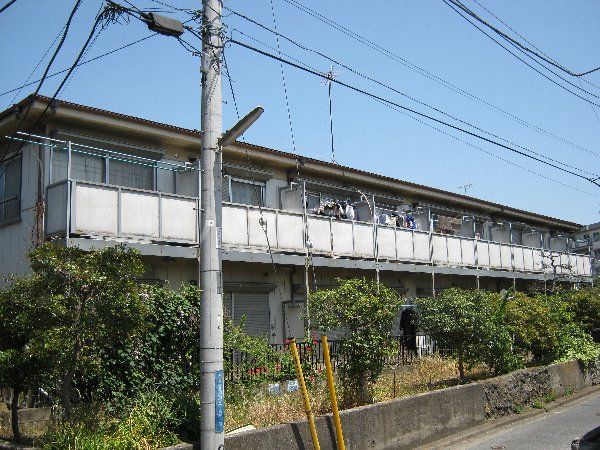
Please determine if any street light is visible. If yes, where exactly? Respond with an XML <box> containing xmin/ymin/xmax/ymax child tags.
<box><xmin>219</xmin><ymin>106</ymin><xmax>264</xmax><ymax>147</ymax></box>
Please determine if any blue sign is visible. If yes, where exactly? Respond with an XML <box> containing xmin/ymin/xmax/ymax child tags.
<box><xmin>215</xmin><ymin>370</ymin><xmax>224</xmax><ymax>433</ymax></box>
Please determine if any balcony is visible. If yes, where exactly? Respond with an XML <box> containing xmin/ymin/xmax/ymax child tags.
<box><xmin>45</xmin><ymin>183</ymin><xmax>592</xmax><ymax>278</ymax></box>
<box><xmin>46</xmin><ymin>180</ymin><xmax>198</xmax><ymax>243</ymax></box>
<box><xmin>222</xmin><ymin>203</ymin><xmax>591</xmax><ymax>277</ymax></box>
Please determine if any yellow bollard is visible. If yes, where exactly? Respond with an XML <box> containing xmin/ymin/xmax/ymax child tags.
<box><xmin>322</xmin><ymin>335</ymin><xmax>346</xmax><ymax>450</ymax></box>
<box><xmin>290</xmin><ymin>339</ymin><xmax>321</xmax><ymax>450</ymax></box>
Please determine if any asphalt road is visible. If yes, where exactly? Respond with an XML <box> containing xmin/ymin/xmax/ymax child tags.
<box><xmin>450</xmin><ymin>391</ymin><xmax>600</xmax><ymax>450</ymax></box>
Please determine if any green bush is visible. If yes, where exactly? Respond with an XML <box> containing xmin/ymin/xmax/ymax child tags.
<box><xmin>569</xmin><ymin>287</ymin><xmax>600</xmax><ymax>334</ymax></box>
<box><xmin>308</xmin><ymin>278</ymin><xmax>402</xmax><ymax>405</ymax></box>
<box><xmin>552</xmin><ymin>323</ymin><xmax>600</xmax><ymax>366</ymax></box>
<box><xmin>417</xmin><ymin>288</ymin><xmax>521</xmax><ymax>379</ymax></box>
<box><xmin>42</xmin><ymin>391</ymin><xmax>194</xmax><ymax>450</ymax></box>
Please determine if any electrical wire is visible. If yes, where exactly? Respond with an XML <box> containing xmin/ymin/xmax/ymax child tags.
<box><xmin>224</xmin><ymin>10</ymin><xmax>598</xmax><ymax>175</ymax></box>
<box><xmin>0</xmin><ymin>34</ymin><xmax>159</xmax><ymax>98</ymax></box>
<box><xmin>274</xmin><ymin>0</ymin><xmax>599</xmax><ymax>159</ymax></box>
<box><xmin>0</xmin><ymin>0</ymin><xmax>17</xmax><ymax>14</ymax></box>
<box><xmin>7</xmin><ymin>24</ymin><xmax>68</xmax><ymax>106</ymax></box>
<box><xmin>229</xmin><ymin>38</ymin><xmax>600</xmax><ymax>188</ymax></box>
<box><xmin>268</xmin><ymin>0</ymin><xmax>297</xmax><ymax>154</ymax></box>
<box><xmin>223</xmin><ymin>46</ymin><xmax>292</xmax><ymax>338</ymax></box>
<box><xmin>448</xmin><ymin>0</ymin><xmax>600</xmax><ymax>77</ymax></box>
<box><xmin>373</xmin><ymin>97</ymin><xmax>599</xmax><ymax>199</ymax></box>
<box><xmin>442</xmin><ymin>0</ymin><xmax>600</xmax><ymax>108</ymax></box>
<box><xmin>6</xmin><ymin>0</ymin><xmax>84</xmax><ymax>155</ymax></box>
<box><xmin>469</xmin><ymin>0</ymin><xmax>600</xmax><ymax>93</ymax></box>
<box><xmin>445</xmin><ymin>0</ymin><xmax>600</xmax><ymax>100</ymax></box>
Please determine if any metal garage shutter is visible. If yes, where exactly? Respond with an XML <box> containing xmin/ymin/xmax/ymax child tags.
<box><xmin>227</xmin><ymin>292</ymin><xmax>270</xmax><ymax>337</ymax></box>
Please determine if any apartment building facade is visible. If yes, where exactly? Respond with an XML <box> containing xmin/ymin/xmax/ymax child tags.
<box><xmin>0</xmin><ymin>95</ymin><xmax>592</xmax><ymax>343</ymax></box>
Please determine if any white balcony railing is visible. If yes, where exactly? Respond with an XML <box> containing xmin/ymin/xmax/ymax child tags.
<box><xmin>47</xmin><ymin>180</ymin><xmax>198</xmax><ymax>243</ymax></box>
<box><xmin>222</xmin><ymin>203</ymin><xmax>592</xmax><ymax>277</ymax></box>
<box><xmin>46</xmin><ymin>185</ymin><xmax>593</xmax><ymax>278</ymax></box>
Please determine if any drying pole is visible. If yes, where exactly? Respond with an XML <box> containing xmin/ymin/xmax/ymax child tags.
<box><xmin>199</xmin><ymin>0</ymin><xmax>225</xmax><ymax>447</ymax></box>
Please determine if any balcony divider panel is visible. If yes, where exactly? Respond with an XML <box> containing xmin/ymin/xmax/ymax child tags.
<box><xmin>46</xmin><ymin>181</ymin><xmax>68</xmax><ymax>235</ymax></box>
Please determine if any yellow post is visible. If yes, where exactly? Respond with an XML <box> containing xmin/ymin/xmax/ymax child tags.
<box><xmin>290</xmin><ymin>339</ymin><xmax>321</xmax><ymax>450</ymax></box>
<box><xmin>322</xmin><ymin>335</ymin><xmax>346</xmax><ymax>450</ymax></box>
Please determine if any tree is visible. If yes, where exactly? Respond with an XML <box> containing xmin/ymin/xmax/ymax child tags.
<box><xmin>569</xmin><ymin>286</ymin><xmax>600</xmax><ymax>334</ymax></box>
<box><xmin>416</xmin><ymin>288</ymin><xmax>519</xmax><ymax>380</ymax></box>
<box><xmin>26</xmin><ymin>243</ymin><xmax>146</xmax><ymax>416</ymax></box>
<box><xmin>0</xmin><ymin>276</ymin><xmax>59</xmax><ymax>441</ymax></box>
<box><xmin>501</xmin><ymin>292</ymin><xmax>566</xmax><ymax>364</ymax></box>
<box><xmin>308</xmin><ymin>278</ymin><xmax>401</xmax><ymax>405</ymax></box>
<box><xmin>95</xmin><ymin>284</ymin><xmax>202</xmax><ymax>407</ymax></box>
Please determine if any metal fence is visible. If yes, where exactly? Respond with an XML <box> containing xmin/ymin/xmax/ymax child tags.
<box><xmin>225</xmin><ymin>335</ymin><xmax>456</xmax><ymax>383</ymax></box>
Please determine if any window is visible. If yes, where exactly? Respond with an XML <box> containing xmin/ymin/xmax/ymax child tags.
<box><xmin>593</xmin><ymin>232</ymin><xmax>600</xmax><ymax>242</ymax></box>
<box><xmin>0</xmin><ymin>156</ymin><xmax>21</xmax><ymax>225</ymax></box>
<box><xmin>52</xmin><ymin>149</ymin><xmax>105</xmax><ymax>183</ymax></box>
<box><xmin>109</xmin><ymin>158</ymin><xmax>153</xmax><ymax>190</ymax></box>
<box><xmin>229</xmin><ymin>178</ymin><xmax>264</xmax><ymax>206</ymax></box>
<box><xmin>51</xmin><ymin>148</ymin><xmax>155</xmax><ymax>190</ymax></box>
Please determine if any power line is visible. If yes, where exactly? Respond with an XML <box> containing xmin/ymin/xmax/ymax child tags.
<box><xmin>229</xmin><ymin>38</ymin><xmax>600</xmax><ymax>188</ymax></box>
<box><xmin>7</xmin><ymin>0</ymin><xmax>84</xmax><ymax>150</ymax></box>
<box><xmin>0</xmin><ymin>0</ymin><xmax>17</xmax><ymax>14</ymax></box>
<box><xmin>445</xmin><ymin>0</ymin><xmax>600</xmax><ymax>99</ymax></box>
<box><xmin>268</xmin><ymin>0</ymin><xmax>297</xmax><ymax>154</ymax></box>
<box><xmin>449</xmin><ymin>0</ymin><xmax>600</xmax><ymax>77</ymax></box>
<box><xmin>224</xmin><ymin>9</ymin><xmax>598</xmax><ymax>175</ymax></box>
<box><xmin>469</xmin><ymin>0</ymin><xmax>600</xmax><ymax>94</ymax></box>
<box><xmin>7</xmin><ymin>23</ymin><xmax>68</xmax><ymax>106</ymax></box>
<box><xmin>442</xmin><ymin>0</ymin><xmax>600</xmax><ymax>108</ymax></box>
<box><xmin>274</xmin><ymin>0</ymin><xmax>599</xmax><ymax>159</ymax></box>
<box><xmin>1</xmin><ymin>2</ymin><xmax>118</xmax><ymax>168</ymax></box>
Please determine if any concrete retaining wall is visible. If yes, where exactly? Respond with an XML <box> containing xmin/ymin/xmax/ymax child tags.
<box><xmin>0</xmin><ymin>407</ymin><xmax>52</xmax><ymax>439</ymax></box>
<box><xmin>164</xmin><ymin>360</ymin><xmax>600</xmax><ymax>450</ymax></box>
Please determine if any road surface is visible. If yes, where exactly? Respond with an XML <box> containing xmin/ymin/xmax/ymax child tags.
<box><xmin>449</xmin><ymin>390</ymin><xmax>600</xmax><ymax>449</ymax></box>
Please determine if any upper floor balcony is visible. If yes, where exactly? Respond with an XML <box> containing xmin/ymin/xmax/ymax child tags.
<box><xmin>45</xmin><ymin>180</ymin><xmax>592</xmax><ymax>278</ymax></box>
<box><xmin>39</xmin><ymin>134</ymin><xmax>591</xmax><ymax>279</ymax></box>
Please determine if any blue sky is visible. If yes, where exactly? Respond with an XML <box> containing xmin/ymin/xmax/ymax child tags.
<box><xmin>1</xmin><ymin>0</ymin><xmax>600</xmax><ymax>224</ymax></box>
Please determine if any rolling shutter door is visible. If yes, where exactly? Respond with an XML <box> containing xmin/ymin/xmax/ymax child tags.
<box><xmin>228</xmin><ymin>292</ymin><xmax>270</xmax><ymax>337</ymax></box>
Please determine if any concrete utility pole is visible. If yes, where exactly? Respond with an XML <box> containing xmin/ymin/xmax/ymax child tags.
<box><xmin>199</xmin><ymin>0</ymin><xmax>224</xmax><ymax>447</ymax></box>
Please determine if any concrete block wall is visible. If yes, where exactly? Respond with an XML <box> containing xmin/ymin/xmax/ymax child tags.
<box><xmin>166</xmin><ymin>359</ymin><xmax>600</xmax><ymax>450</ymax></box>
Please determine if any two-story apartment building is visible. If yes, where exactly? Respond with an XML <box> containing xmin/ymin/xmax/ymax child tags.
<box><xmin>0</xmin><ymin>95</ymin><xmax>592</xmax><ymax>343</ymax></box>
